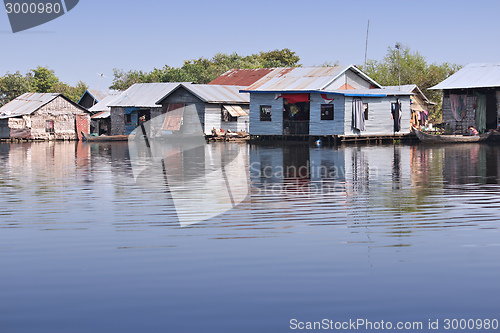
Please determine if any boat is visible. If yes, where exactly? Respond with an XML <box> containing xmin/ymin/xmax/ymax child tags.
<box><xmin>413</xmin><ymin>127</ymin><xmax>491</xmax><ymax>143</ymax></box>
<box><xmin>81</xmin><ymin>132</ymin><xmax>130</xmax><ymax>142</ymax></box>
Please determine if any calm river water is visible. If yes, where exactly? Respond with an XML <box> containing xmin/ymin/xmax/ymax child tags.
<box><xmin>0</xmin><ymin>141</ymin><xmax>499</xmax><ymax>333</ymax></box>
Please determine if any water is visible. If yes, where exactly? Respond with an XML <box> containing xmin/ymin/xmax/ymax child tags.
<box><xmin>0</xmin><ymin>141</ymin><xmax>499</xmax><ymax>333</ymax></box>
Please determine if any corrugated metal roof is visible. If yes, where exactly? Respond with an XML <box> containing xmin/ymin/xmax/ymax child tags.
<box><xmin>87</xmin><ymin>89</ymin><xmax>111</xmax><ymax>102</ymax></box>
<box><xmin>109</xmin><ymin>83</ymin><xmax>183</xmax><ymax>108</ymax></box>
<box><xmin>179</xmin><ymin>84</ymin><xmax>249</xmax><ymax>104</ymax></box>
<box><xmin>0</xmin><ymin>93</ymin><xmax>60</xmax><ymax>118</ymax></box>
<box><xmin>244</xmin><ymin>65</ymin><xmax>382</xmax><ymax>92</ymax></box>
<box><xmin>430</xmin><ymin>63</ymin><xmax>500</xmax><ymax>90</ymax></box>
<box><xmin>384</xmin><ymin>84</ymin><xmax>432</xmax><ymax>103</ymax></box>
<box><xmin>383</xmin><ymin>84</ymin><xmax>417</xmax><ymax>93</ymax></box>
<box><xmin>208</xmin><ymin>68</ymin><xmax>275</xmax><ymax>86</ymax></box>
<box><xmin>88</xmin><ymin>92</ymin><xmax>124</xmax><ymax>113</ymax></box>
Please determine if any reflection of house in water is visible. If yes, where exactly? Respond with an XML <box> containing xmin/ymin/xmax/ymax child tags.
<box><xmin>250</xmin><ymin>145</ymin><xmax>413</xmax><ymax>202</ymax></box>
<box><xmin>441</xmin><ymin>144</ymin><xmax>499</xmax><ymax>185</ymax></box>
<box><xmin>2</xmin><ymin>142</ymin><xmax>90</xmax><ymax>183</ymax></box>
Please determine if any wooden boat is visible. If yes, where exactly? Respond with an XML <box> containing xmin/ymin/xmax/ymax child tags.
<box><xmin>413</xmin><ymin>127</ymin><xmax>491</xmax><ymax>143</ymax></box>
<box><xmin>81</xmin><ymin>132</ymin><xmax>129</xmax><ymax>142</ymax></box>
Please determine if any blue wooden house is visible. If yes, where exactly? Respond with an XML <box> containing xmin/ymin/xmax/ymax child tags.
<box><xmin>240</xmin><ymin>66</ymin><xmax>412</xmax><ymax>138</ymax></box>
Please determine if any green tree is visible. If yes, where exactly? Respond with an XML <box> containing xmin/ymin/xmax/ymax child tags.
<box><xmin>258</xmin><ymin>48</ymin><xmax>301</xmax><ymax>67</ymax></box>
<box><xmin>110</xmin><ymin>48</ymin><xmax>302</xmax><ymax>90</ymax></box>
<box><xmin>0</xmin><ymin>71</ymin><xmax>32</xmax><ymax>106</ymax></box>
<box><xmin>363</xmin><ymin>44</ymin><xmax>462</xmax><ymax>122</ymax></box>
<box><xmin>31</xmin><ymin>66</ymin><xmax>59</xmax><ymax>93</ymax></box>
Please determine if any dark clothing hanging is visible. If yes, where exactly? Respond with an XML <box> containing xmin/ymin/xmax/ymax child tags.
<box><xmin>391</xmin><ymin>99</ymin><xmax>401</xmax><ymax>132</ymax></box>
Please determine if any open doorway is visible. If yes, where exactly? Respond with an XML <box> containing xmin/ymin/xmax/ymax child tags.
<box><xmin>486</xmin><ymin>90</ymin><xmax>497</xmax><ymax>131</ymax></box>
<box><xmin>282</xmin><ymin>94</ymin><xmax>310</xmax><ymax>135</ymax></box>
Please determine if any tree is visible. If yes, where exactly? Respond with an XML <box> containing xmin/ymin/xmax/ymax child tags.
<box><xmin>363</xmin><ymin>44</ymin><xmax>462</xmax><ymax>122</ymax></box>
<box><xmin>109</xmin><ymin>49</ymin><xmax>302</xmax><ymax>90</ymax></box>
<box><xmin>31</xmin><ymin>66</ymin><xmax>59</xmax><ymax>93</ymax></box>
<box><xmin>258</xmin><ymin>48</ymin><xmax>301</xmax><ymax>67</ymax></box>
<box><xmin>0</xmin><ymin>71</ymin><xmax>31</xmax><ymax>106</ymax></box>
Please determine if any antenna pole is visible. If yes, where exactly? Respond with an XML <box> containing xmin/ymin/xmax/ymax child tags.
<box><xmin>364</xmin><ymin>20</ymin><xmax>369</xmax><ymax>71</ymax></box>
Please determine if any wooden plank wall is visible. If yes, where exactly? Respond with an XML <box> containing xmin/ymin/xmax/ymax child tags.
<box><xmin>343</xmin><ymin>96</ymin><xmax>411</xmax><ymax>136</ymax></box>
<box><xmin>249</xmin><ymin>93</ymin><xmax>283</xmax><ymax>135</ymax></box>
<box><xmin>309</xmin><ymin>93</ymin><xmax>345</xmax><ymax>135</ymax></box>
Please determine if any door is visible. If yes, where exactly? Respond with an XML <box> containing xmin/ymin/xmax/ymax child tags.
<box><xmin>75</xmin><ymin>114</ymin><xmax>89</xmax><ymax>140</ymax></box>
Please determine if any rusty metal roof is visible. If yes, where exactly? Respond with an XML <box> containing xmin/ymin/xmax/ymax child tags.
<box><xmin>208</xmin><ymin>68</ymin><xmax>275</xmax><ymax>86</ymax></box>
<box><xmin>157</xmin><ymin>83</ymin><xmax>249</xmax><ymax>104</ymax></box>
<box><xmin>430</xmin><ymin>63</ymin><xmax>500</xmax><ymax>90</ymax></box>
<box><xmin>243</xmin><ymin>65</ymin><xmax>382</xmax><ymax>92</ymax></box>
<box><xmin>0</xmin><ymin>93</ymin><xmax>60</xmax><ymax>118</ymax></box>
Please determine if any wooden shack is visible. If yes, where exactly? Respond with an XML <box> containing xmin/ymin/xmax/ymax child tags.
<box><xmin>78</xmin><ymin>89</ymin><xmax>111</xmax><ymax>109</ymax></box>
<box><xmin>108</xmin><ymin>83</ymin><xmax>249</xmax><ymax>136</ymax></box>
<box><xmin>241</xmin><ymin>66</ymin><xmax>412</xmax><ymax>138</ymax></box>
<box><xmin>0</xmin><ymin>93</ymin><xmax>90</xmax><ymax>140</ymax></box>
<box><xmin>156</xmin><ymin>83</ymin><xmax>249</xmax><ymax>135</ymax></box>
<box><xmin>108</xmin><ymin>83</ymin><xmax>180</xmax><ymax>135</ymax></box>
<box><xmin>431</xmin><ymin>63</ymin><xmax>500</xmax><ymax>134</ymax></box>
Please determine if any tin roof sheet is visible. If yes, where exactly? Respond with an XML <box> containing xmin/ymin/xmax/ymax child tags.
<box><xmin>430</xmin><ymin>63</ymin><xmax>500</xmax><ymax>90</ymax></box>
<box><xmin>244</xmin><ymin>65</ymin><xmax>381</xmax><ymax>92</ymax></box>
<box><xmin>179</xmin><ymin>84</ymin><xmax>249</xmax><ymax>104</ymax></box>
<box><xmin>91</xmin><ymin>111</ymin><xmax>110</xmax><ymax>119</ymax></box>
<box><xmin>223</xmin><ymin>105</ymin><xmax>248</xmax><ymax>117</ymax></box>
<box><xmin>0</xmin><ymin>93</ymin><xmax>60</xmax><ymax>118</ymax></box>
<box><xmin>109</xmin><ymin>83</ymin><xmax>183</xmax><ymax>108</ymax></box>
<box><xmin>88</xmin><ymin>92</ymin><xmax>124</xmax><ymax>113</ymax></box>
<box><xmin>208</xmin><ymin>68</ymin><xmax>275</xmax><ymax>86</ymax></box>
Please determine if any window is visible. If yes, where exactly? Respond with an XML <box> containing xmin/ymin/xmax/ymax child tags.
<box><xmin>260</xmin><ymin>105</ymin><xmax>272</xmax><ymax>121</ymax></box>
<box><xmin>364</xmin><ymin>103</ymin><xmax>369</xmax><ymax>120</ymax></box>
<box><xmin>321</xmin><ymin>104</ymin><xmax>334</xmax><ymax>120</ymax></box>
<box><xmin>125</xmin><ymin>114</ymin><xmax>132</xmax><ymax>124</ymax></box>
<box><xmin>45</xmin><ymin>120</ymin><xmax>54</xmax><ymax>133</ymax></box>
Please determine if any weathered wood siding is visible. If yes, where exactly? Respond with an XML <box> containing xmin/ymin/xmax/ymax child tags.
<box><xmin>78</xmin><ymin>94</ymin><xmax>95</xmax><ymax>109</ymax></box>
<box><xmin>160</xmin><ymin>87</ymin><xmax>206</xmax><ymax>133</ymax></box>
<box><xmin>309</xmin><ymin>93</ymin><xmax>345</xmax><ymax>135</ymax></box>
<box><xmin>205</xmin><ymin>104</ymin><xmax>221</xmax><ymax>134</ymax></box>
<box><xmin>249</xmin><ymin>93</ymin><xmax>283</xmax><ymax>135</ymax></box>
<box><xmin>343</xmin><ymin>96</ymin><xmax>411</xmax><ymax>136</ymax></box>
<box><xmin>1</xmin><ymin>96</ymin><xmax>89</xmax><ymax>140</ymax></box>
<box><xmin>441</xmin><ymin>95</ymin><xmax>476</xmax><ymax>134</ymax></box>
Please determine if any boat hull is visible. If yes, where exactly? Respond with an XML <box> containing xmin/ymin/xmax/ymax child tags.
<box><xmin>414</xmin><ymin>128</ymin><xmax>491</xmax><ymax>143</ymax></box>
<box><xmin>81</xmin><ymin>132</ymin><xmax>129</xmax><ymax>142</ymax></box>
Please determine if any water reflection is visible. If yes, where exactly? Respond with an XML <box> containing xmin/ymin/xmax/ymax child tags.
<box><xmin>0</xmin><ymin>141</ymin><xmax>499</xmax><ymax>232</ymax></box>
<box><xmin>1</xmin><ymin>141</ymin><xmax>500</xmax><ymax>332</ymax></box>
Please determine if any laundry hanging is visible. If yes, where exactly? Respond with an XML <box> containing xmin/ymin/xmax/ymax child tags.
<box><xmin>352</xmin><ymin>98</ymin><xmax>365</xmax><ymax>131</ymax></box>
<box><xmin>392</xmin><ymin>99</ymin><xmax>402</xmax><ymax>132</ymax></box>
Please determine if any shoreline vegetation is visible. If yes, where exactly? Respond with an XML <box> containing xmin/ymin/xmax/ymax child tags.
<box><xmin>1</xmin><ymin>45</ymin><xmax>460</xmax><ymax>123</ymax></box>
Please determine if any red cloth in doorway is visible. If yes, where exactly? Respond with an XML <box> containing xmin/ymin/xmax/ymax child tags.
<box><xmin>283</xmin><ymin>93</ymin><xmax>309</xmax><ymax>104</ymax></box>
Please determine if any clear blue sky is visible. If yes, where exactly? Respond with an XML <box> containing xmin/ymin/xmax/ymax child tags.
<box><xmin>1</xmin><ymin>0</ymin><xmax>499</xmax><ymax>89</ymax></box>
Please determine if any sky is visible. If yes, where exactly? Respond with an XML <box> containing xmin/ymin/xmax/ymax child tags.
<box><xmin>1</xmin><ymin>0</ymin><xmax>500</xmax><ymax>90</ymax></box>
